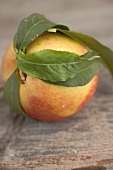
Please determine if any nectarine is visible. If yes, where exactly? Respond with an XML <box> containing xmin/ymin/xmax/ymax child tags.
<box><xmin>1</xmin><ymin>31</ymin><xmax>98</xmax><ymax>121</ymax></box>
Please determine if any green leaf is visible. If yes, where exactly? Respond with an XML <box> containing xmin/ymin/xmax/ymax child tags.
<box><xmin>13</xmin><ymin>13</ymin><xmax>69</xmax><ymax>51</ymax></box>
<box><xmin>4</xmin><ymin>70</ymin><xmax>28</xmax><ymax>118</ymax></box>
<box><xmin>16</xmin><ymin>50</ymin><xmax>100</xmax><ymax>84</ymax></box>
<box><xmin>54</xmin><ymin>24</ymin><xmax>69</xmax><ymax>31</ymax></box>
<box><xmin>58</xmin><ymin>29</ymin><xmax>113</xmax><ymax>76</ymax></box>
<box><xmin>14</xmin><ymin>13</ymin><xmax>56</xmax><ymax>50</ymax></box>
<box><xmin>45</xmin><ymin>59</ymin><xmax>100</xmax><ymax>86</ymax></box>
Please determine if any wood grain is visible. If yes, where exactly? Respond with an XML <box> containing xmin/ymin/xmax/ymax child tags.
<box><xmin>0</xmin><ymin>0</ymin><xmax>113</xmax><ymax>169</ymax></box>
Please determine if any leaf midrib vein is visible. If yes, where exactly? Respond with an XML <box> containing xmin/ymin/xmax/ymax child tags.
<box><xmin>20</xmin><ymin>20</ymin><xmax>44</xmax><ymax>48</ymax></box>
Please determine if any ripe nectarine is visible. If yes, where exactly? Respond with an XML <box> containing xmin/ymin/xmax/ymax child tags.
<box><xmin>1</xmin><ymin>32</ymin><xmax>98</xmax><ymax>121</ymax></box>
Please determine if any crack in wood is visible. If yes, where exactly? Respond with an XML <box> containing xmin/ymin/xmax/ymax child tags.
<box><xmin>71</xmin><ymin>166</ymin><xmax>106</xmax><ymax>170</ymax></box>
<box><xmin>71</xmin><ymin>158</ymin><xmax>113</xmax><ymax>170</ymax></box>
<box><xmin>97</xmin><ymin>158</ymin><xmax>113</xmax><ymax>166</ymax></box>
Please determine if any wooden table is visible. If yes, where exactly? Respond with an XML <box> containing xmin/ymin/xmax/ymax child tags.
<box><xmin>0</xmin><ymin>0</ymin><xmax>113</xmax><ymax>169</ymax></box>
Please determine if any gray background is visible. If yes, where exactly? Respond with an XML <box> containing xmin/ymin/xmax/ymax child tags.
<box><xmin>0</xmin><ymin>0</ymin><xmax>113</xmax><ymax>62</ymax></box>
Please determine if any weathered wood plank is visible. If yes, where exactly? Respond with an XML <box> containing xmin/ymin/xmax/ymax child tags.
<box><xmin>0</xmin><ymin>0</ymin><xmax>113</xmax><ymax>169</ymax></box>
<box><xmin>0</xmin><ymin>69</ymin><xmax>113</xmax><ymax>170</ymax></box>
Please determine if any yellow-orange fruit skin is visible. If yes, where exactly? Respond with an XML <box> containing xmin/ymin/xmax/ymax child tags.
<box><xmin>1</xmin><ymin>43</ymin><xmax>17</xmax><ymax>85</ymax></box>
<box><xmin>26</xmin><ymin>32</ymin><xmax>88</xmax><ymax>55</ymax></box>
<box><xmin>1</xmin><ymin>32</ymin><xmax>98</xmax><ymax>122</ymax></box>
<box><xmin>19</xmin><ymin>75</ymin><xmax>98</xmax><ymax>122</ymax></box>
